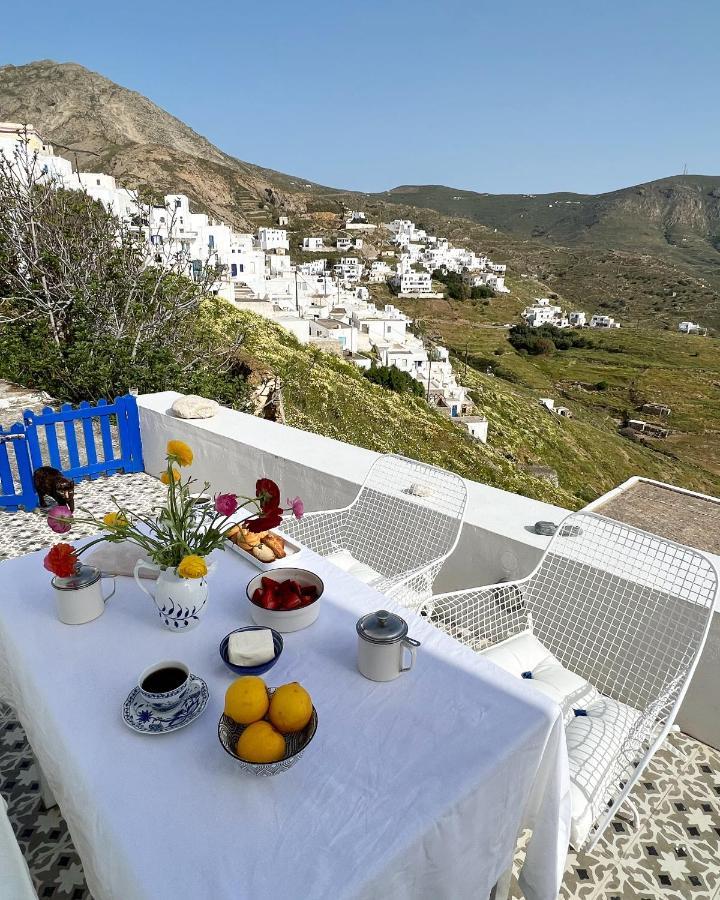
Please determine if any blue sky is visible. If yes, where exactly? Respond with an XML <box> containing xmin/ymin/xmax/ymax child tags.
<box><xmin>2</xmin><ymin>0</ymin><xmax>718</xmax><ymax>195</ymax></box>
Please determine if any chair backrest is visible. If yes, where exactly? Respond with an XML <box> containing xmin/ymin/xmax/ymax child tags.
<box><xmin>525</xmin><ymin>512</ymin><xmax>717</xmax><ymax>711</ymax></box>
<box><xmin>344</xmin><ymin>454</ymin><xmax>467</xmax><ymax>577</ymax></box>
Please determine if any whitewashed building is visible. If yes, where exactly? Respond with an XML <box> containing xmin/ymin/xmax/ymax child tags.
<box><xmin>569</xmin><ymin>311</ymin><xmax>587</xmax><ymax>327</ymax></box>
<box><xmin>256</xmin><ymin>227</ymin><xmax>289</xmax><ymax>252</ymax></box>
<box><xmin>590</xmin><ymin>314</ymin><xmax>620</xmax><ymax>329</ymax></box>
<box><xmin>302</xmin><ymin>237</ymin><xmax>324</xmax><ymax>251</ymax></box>
<box><xmin>678</xmin><ymin>321</ymin><xmax>705</xmax><ymax>334</ymax></box>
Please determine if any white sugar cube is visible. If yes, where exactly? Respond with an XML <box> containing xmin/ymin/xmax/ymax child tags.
<box><xmin>228</xmin><ymin>629</ymin><xmax>275</xmax><ymax>667</ymax></box>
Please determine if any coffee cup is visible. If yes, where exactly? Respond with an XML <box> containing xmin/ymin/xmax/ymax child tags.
<box><xmin>138</xmin><ymin>660</ymin><xmax>190</xmax><ymax>711</ymax></box>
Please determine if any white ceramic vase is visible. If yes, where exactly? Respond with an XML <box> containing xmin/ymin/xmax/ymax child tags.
<box><xmin>133</xmin><ymin>561</ymin><xmax>209</xmax><ymax>631</ymax></box>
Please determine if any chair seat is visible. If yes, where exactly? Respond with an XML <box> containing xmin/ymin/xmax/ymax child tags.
<box><xmin>566</xmin><ymin>695</ymin><xmax>639</xmax><ymax>846</ymax></box>
<box><xmin>326</xmin><ymin>549</ymin><xmax>384</xmax><ymax>586</ymax></box>
<box><xmin>482</xmin><ymin>631</ymin><xmax>639</xmax><ymax>847</ymax></box>
<box><xmin>482</xmin><ymin>632</ymin><xmax>598</xmax><ymax>723</ymax></box>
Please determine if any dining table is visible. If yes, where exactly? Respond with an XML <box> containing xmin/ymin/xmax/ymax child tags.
<box><xmin>0</xmin><ymin>542</ymin><xmax>571</xmax><ymax>900</ymax></box>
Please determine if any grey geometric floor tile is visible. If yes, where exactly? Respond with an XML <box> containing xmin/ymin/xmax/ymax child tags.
<box><xmin>0</xmin><ymin>472</ymin><xmax>166</xmax><ymax>562</ymax></box>
<box><xmin>509</xmin><ymin>732</ymin><xmax>720</xmax><ymax>900</ymax></box>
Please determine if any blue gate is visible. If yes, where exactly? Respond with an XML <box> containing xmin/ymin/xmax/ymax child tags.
<box><xmin>0</xmin><ymin>394</ymin><xmax>144</xmax><ymax>511</ymax></box>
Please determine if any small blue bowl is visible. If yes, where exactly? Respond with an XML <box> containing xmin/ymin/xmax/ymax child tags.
<box><xmin>219</xmin><ymin>627</ymin><xmax>283</xmax><ymax>676</ymax></box>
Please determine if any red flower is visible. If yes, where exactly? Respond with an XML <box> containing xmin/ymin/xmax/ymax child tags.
<box><xmin>43</xmin><ymin>543</ymin><xmax>79</xmax><ymax>578</ymax></box>
<box><xmin>255</xmin><ymin>478</ymin><xmax>280</xmax><ymax>513</ymax></box>
<box><xmin>244</xmin><ymin>508</ymin><xmax>283</xmax><ymax>533</ymax></box>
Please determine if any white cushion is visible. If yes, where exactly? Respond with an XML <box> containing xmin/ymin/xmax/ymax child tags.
<box><xmin>482</xmin><ymin>632</ymin><xmax>597</xmax><ymax>723</ymax></box>
<box><xmin>566</xmin><ymin>696</ymin><xmax>640</xmax><ymax>847</ymax></box>
<box><xmin>482</xmin><ymin>631</ymin><xmax>640</xmax><ymax>848</ymax></box>
<box><xmin>326</xmin><ymin>549</ymin><xmax>383</xmax><ymax>586</ymax></box>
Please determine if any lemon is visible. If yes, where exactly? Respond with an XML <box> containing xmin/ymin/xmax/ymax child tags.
<box><xmin>224</xmin><ymin>676</ymin><xmax>269</xmax><ymax>725</ymax></box>
<box><xmin>236</xmin><ymin>721</ymin><xmax>286</xmax><ymax>763</ymax></box>
<box><xmin>268</xmin><ymin>682</ymin><xmax>313</xmax><ymax>734</ymax></box>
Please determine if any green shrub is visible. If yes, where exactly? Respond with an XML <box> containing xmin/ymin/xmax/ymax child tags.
<box><xmin>363</xmin><ymin>364</ymin><xmax>425</xmax><ymax>397</ymax></box>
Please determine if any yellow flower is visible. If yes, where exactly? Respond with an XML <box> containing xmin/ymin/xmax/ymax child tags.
<box><xmin>160</xmin><ymin>468</ymin><xmax>181</xmax><ymax>485</ymax></box>
<box><xmin>167</xmin><ymin>440</ymin><xmax>193</xmax><ymax>467</ymax></box>
<box><xmin>103</xmin><ymin>512</ymin><xmax>128</xmax><ymax>528</ymax></box>
<box><xmin>177</xmin><ymin>555</ymin><xmax>207</xmax><ymax>579</ymax></box>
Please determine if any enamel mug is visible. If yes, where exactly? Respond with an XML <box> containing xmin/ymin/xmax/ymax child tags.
<box><xmin>52</xmin><ymin>565</ymin><xmax>116</xmax><ymax>625</ymax></box>
<box><xmin>356</xmin><ymin>609</ymin><xmax>421</xmax><ymax>682</ymax></box>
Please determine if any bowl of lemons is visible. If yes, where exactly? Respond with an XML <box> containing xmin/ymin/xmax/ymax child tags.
<box><xmin>217</xmin><ymin>675</ymin><xmax>318</xmax><ymax>776</ymax></box>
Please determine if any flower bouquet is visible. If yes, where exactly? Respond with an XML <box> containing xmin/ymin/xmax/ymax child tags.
<box><xmin>42</xmin><ymin>440</ymin><xmax>303</xmax><ymax>631</ymax></box>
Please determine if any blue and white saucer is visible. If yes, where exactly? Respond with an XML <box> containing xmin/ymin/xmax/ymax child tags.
<box><xmin>122</xmin><ymin>675</ymin><xmax>209</xmax><ymax>735</ymax></box>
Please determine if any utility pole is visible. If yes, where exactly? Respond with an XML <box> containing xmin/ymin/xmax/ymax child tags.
<box><xmin>294</xmin><ymin>268</ymin><xmax>299</xmax><ymax>313</ymax></box>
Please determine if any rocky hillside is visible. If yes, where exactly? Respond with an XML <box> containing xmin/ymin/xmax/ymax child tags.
<box><xmin>0</xmin><ymin>60</ymin><xmax>329</xmax><ymax>230</ymax></box>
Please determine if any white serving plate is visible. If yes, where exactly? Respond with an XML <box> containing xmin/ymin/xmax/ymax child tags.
<box><xmin>225</xmin><ymin>528</ymin><xmax>303</xmax><ymax>571</ymax></box>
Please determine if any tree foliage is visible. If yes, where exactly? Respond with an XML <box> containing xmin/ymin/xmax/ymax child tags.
<box><xmin>0</xmin><ymin>136</ymin><xmax>248</xmax><ymax>404</ymax></box>
<box><xmin>363</xmin><ymin>364</ymin><xmax>424</xmax><ymax>397</ymax></box>
<box><xmin>507</xmin><ymin>324</ymin><xmax>594</xmax><ymax>355</ymax></box>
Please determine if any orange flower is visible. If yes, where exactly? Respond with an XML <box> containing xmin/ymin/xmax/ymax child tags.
<box><xmin>161</xmin><ymin>468</ymin><xmax>181</xmax><ymax>485</ymax></box>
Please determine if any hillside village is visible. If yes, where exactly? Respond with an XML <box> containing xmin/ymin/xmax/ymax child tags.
<box><xmin>0</xmin><ymin>122</ymin><xmax>507</xmax><ymax>445</ymax></box>
<box><xmin>2</xmin><ymin>120</ymin><xmax>718</xmax><ymax>495</ymax></box>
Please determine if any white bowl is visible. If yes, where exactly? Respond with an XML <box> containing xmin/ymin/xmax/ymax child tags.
<box><xmin>245</xmin><ymin>568</ymin><xmax>323</xmax><ymax>633</ymax></box>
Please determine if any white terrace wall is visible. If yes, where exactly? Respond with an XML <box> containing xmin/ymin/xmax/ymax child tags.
<box><xmin>136</xmin><ymin>392</ymin><xmax>720</xmax><ymax>748</ymax></box>
<box><xmin>137</xmin><ymin>392</ymin><xmax>566</xmax><ymax>590</ymax></box>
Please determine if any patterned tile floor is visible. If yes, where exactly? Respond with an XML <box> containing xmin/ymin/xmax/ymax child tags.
<box><xmin>1</xmin><ymin>475</ymin><xmax>719</xmax><ymax>898</ymax></box>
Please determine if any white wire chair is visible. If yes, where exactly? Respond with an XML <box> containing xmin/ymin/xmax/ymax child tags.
<box><xmin>281</xmin><ymin>454</ymin><xmax>467</xmax><ymax>609</ymax></box>
<box><xmin>427</xmin><ymin>511</ymin><xmax>718</xmax><ymax>851</ymax></box>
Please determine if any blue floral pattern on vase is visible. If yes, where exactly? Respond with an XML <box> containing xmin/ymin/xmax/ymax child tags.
<box><xmin>157</xmin><ymin>592</ymin><xmax>208</xmax><ymax>630</ymax></box>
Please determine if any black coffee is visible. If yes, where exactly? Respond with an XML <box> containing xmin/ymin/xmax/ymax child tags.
<box><xmin>142</xmin><ymin>667</ymin><xmax>187</xmax><ymax>694</ymax></box>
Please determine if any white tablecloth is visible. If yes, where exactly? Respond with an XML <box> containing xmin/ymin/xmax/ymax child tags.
<box><xmin>0</xmin><ymin>547</ymin><xmax>570</xmax><ymax>900</ymax></box>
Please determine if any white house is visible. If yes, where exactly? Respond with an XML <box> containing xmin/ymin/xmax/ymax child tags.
<box><xmin>392</xmin><ymin>271</ymin><xmax>432</xmax><ymax>295</ymax></box>
<box><xmin>569</xmin><ymin>311</ymin><xmax>586</xmax><ymax>327</ymax></box>
<box><xmin>461</xmin><ymin>416</ymin><xmax>489</xmax><ymax>444</ymax></box>
<box><xmin>302</xmin><ymin>237</ymin><xmax>324</xmax><ymax>251</ymax></box>
<box><xmin>678</xmin><ymin>321</ymin><xmax>705</xmax><ymax>334</ymax></box>
<box><xmin>523</xmin><ymin>304</ymin><xmax>563</xmax><ymax>327</ymax></box>
<box><xmin>297</xmin><ymin>259</ymin><xmax>327</xmax><ymax>276</ymax></box>
<box><xmin>73</xmin><ymin>172</ymin><xmax>138</xmax><ymax>222</ymax></box>
<box><xmin>590</xmin><ymin>314</ymin><xmax>619</xmax><ymax>329</ymax></box>
<box><xmin>352</xmin><ymin>305</ymin><xmax>410</xmax><ymax>346</ymax></box>
<box><xmin>368</xmin><ymin>260</ymin><xmax>392</xmax><ymax>283</ymax></box>
<box><xmin>0</xmin><ymin>122</ymin><xmax>74</xmax><ymax>184</ymax></box>
<box><xmin>277</xmin><ymin>215</ymin><xmax>289</xmax><ymax>226</ymax></box>
<box><xmin>308</xmin><ymin>318</ymin><xmax>358</xmax><ymax>353</ymax></box>
<box><xmin>333</xmin><ymin>257</ymin><xmax>364</xmax><ymax>283</ymax></box>
<box><xmin>256</xmin><ymin>227</ymin><xmax>289</xmax><ymax>252</ymax></box>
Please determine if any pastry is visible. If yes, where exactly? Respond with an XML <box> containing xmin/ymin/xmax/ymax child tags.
<box><xmin>262</xmin><ymin>533</ymin><xmax>286</xmax><ymax>559</ymax></box>
<box><xmin>252</xmin><ymin>544</ymin><xmax>275</xmax><ymax>563</ymax></box>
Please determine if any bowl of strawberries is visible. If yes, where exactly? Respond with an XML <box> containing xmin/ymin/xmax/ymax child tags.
<box><xmin>246</xmin><ymin>569</ymin><xmax>324</xmax><ymax>632</ymax></box>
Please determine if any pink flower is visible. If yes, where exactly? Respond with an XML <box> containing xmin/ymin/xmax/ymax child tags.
<box><xmin>287</xmin><ymin>496</ymin><xmax>304</xmax><ymax>519</ymax></box>
<box><xmin>47</xmin><ymin>505</ymin><xmax>73</xmax><ymax>534</ymax></box>
<box><xmin>214</xmin><ymin>493</ymin><xmax>239</xmax><ymax>517</ymax></box>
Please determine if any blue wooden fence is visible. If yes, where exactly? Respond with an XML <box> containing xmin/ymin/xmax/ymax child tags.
<box><xmin>0</xmin><ymin>394</ymin><xmax>144</xmax><ymax>511</ymax></box>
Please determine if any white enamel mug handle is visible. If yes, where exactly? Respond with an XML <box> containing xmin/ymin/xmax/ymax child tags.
<box><xmin>101</xmin><ymin>575</ymin><xmax>116</xmax><ymax>605</ymax></box>
<box><xmin>400</xmin><ymin>637</ymin><xmax>421</xmax><ymax>673</ymax></box>
<box><xmin>133</xmin><ymin>560</ymin><xmax>159</xmax><ymax>603</ymax></box>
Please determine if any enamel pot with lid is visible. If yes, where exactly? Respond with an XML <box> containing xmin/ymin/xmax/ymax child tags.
<box><xmin>356</xmin><ymin>609</ymin><xmax>421</xmax><ymax>682</ymax></box>
<box><xmin>52</xmin><ymin>565</ymin><xmax>116</xmax><ymax>625</ymax></box>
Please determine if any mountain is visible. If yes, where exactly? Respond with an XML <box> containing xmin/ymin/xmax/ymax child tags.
<box><xmin>1</xmin><ymin>60</ymin><xmax>719</xmax><ymax>329</ymax></box>
<box><xmin>0</xmin><ymin>60</ymin><xmax>338</xmax><ymax>230</ymax></box>
<box><xmin>385</xmin><ymin>179</ymin><xmax>720</xmax><ymax>300</ymax></box>
<box><xmin>2</xmin><ymin>60</ymin><xmax>720</xmax><ymax>502</ymax></box>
